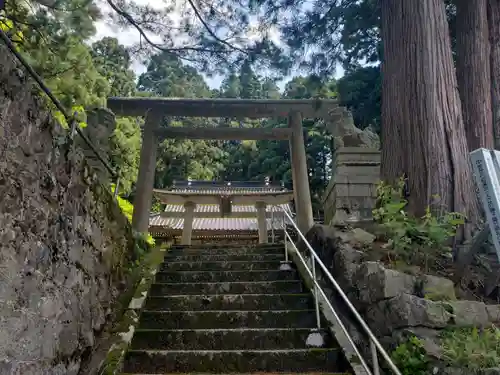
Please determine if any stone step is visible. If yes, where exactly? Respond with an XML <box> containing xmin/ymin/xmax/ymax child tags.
<box><xmin>149</xmin><ymin>280</ymin><xmax>305</xmax><ymax>296</ymax></box>
<box><xmin>144</xmin><ymin>293</ymin><xmax>313</xmax><ymax>311</ymax></box>
<box><xmin>161</xmin><ymin>260</ymin><xmax>286</xmax><ymax>271</ymax></box>
<box><xmin>138</xmin><ymin>310</ymin><xmax>321</xmax><ymax>330</ymax></box>
<box><xmin>130</xmin><ymin>328</ymin><xmax>334</xmax><ymax>350</ymax></box>
<box><xmin>155</xmin><ymin>270</ymin><xmax>298</xmax><ymax>283</ymax></box>
<box><xmin>168</xmin><ymin>247</ymin><xmax>285</xmax><ymax>256</ymax></box>
<box><xmin>122</xmin><ymin>373</ymin><xmax>348</xmax><ymax>375</ymax></box>
<box><xmin>123</xmin><ymin>348</ymin><xmax>343</xmax><ymax>373</ymax></box>
<box><xmin>170</xmin><ymin>244</ymin><xmax>284</xmax><ymax>251</ymax></box>
<box><xmin>163</xmin><ymin>254</ymin><xmax>284</xmax><ymax>262</ymax></box>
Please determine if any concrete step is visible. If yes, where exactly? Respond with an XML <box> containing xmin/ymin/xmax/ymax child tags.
<box><xmin>155</xmin><ymin>270</ymin><xmax>298</xmax><ymax>283</ymax></box>
<box><xmin>130</xmin><ymin>328</ymin><xmax>334</xmax><ymax>350</ymax></box>
<box><xmin>160</xmin><ymin>260</ymin><xmax>285</xmax><ymax>271</ymax></box>
<box><xmin>138</xmin><ymin>310</ymin><xmax>322</xmax><ymax>330</ymax></box>
<box><xmin>149</xmin><ymin>280</ymin><xmax>305</xmax><ymax>296</ymax></box>
<box><xmin>168</xmin><ymin>247</ymin><xmax>285</xmax><ymax>256</ymax></box>
<box><xmin>144</xmin><ymin>293</ymin><xmax>314</xmax><ymax>311</ymax></box>
<box><xmin>123</xmin><ymin>348</ymin><xmax>344</xmax><ymax>373</ymax></box>
<box><xmin>163</xmin><ymin>254</ymin><xmax>284</xmax><ymax>262</ymax></box>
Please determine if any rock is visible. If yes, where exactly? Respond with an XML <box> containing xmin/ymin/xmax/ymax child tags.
<box><xmin>447</xmin><ymin>300</ymin><xmax>490</xmax><ymax>327</ymax></box>
<box><xmin>395</xmin><ymin>327</ymin><xmax>443</xmax><ymax>360</ymax></box>
<box><xmin>353</xmin><ymin>262</ymin><xmax>417</xmax><ymax>305</ymax></box>
<box><xmin>336</xmin><ymin>227</ymin><xmax>376</xmax><ymax>248</ymax></box>
<box><xmin>486</xmin><ymin>304</ymin><xmax>500</xmax><ymax>323</ymax></box>
<box><xmin>420</xmin><ymin>274</ymin><xmax>456</xmax><ymax>301</ymax></box>
<box><xmin>332</xmin><ymin>244</ymin><xmax>364</xmax><ymax>290</ymax></box>
<box><xmin>365</xmin><ymin>294</ymin><xmax>452</xmax><ymax>336</ymax></box>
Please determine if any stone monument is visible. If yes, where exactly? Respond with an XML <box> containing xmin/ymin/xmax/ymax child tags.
<box><xmin>323</xmin><ymin>110</ymin><xmax>381</xmax><ymax>226</ymax></box>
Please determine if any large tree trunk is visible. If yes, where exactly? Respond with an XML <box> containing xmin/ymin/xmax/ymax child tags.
<box><xmin>456</xmin><ymin>0</ymin><xmax>493</xmax><ymax>150</ymax></box>
<box><xmin>380</xmin><ymin>0</ymin><xmax>479</xmax><ymax>231</ymax></box>
<box><xmin>488</xmin><ymin>0</ymin><xmax>500</xmax><ymax>149</ymax></box>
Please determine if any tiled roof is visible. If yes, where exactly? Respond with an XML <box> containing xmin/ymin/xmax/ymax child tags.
<box><xmin>163</xmin><ymin>203</ymin><xmax>290</xmax><ymax>213</ymax></box>
<box><xmin>168</xmin><ymin>180</ymin><xmax>288</xmax><ymax>194</ymax></box>
<box><xmin>149</xmin><ymin>215</ymin><xmax>283</xmax><ymax>231</ymax></box>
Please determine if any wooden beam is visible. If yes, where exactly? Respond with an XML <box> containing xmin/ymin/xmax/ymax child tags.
<box><xmin>107</xmin><ymin>97</ymin><xmax>340</xmax><ymax>118</ymax></box>
<box><xmin>154</xmin><ymin>126</ymin><xmax>292</xmax><ymax>140</ymax></box>
<box><xmin>153</xmin><ymin>190</ymin><xmax>294</xmax><ymax>206</ymax></box>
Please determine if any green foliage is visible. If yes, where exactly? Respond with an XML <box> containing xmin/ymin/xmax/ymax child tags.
<box><xmin>441</xmin><ymin>326</ymin><xmax>500</xmax><ymax>369</ymax></box>
<box><xmin>111</xmin><ymin>185</ymin><xmax>155</xmax><ymax>247</ymax></box>
<box><xmin>373</xmin><ymin>177</ymin><xmax>464</xmax><ymax>268</ymax></box>
<box><xmin>391</xmin><ymin>336</ymin><xmax>430</xmax><ymax>375</ymax></box>
<box><xmin>337</xmin><ymin>66</ymin><xmax>381</xmax><ymax>132</ymax></box>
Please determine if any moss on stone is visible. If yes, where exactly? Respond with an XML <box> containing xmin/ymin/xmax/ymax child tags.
<box><xmin>97</xmin><ymin>244</ymin><xmax>169</xmax><ymax>375</ymax></box>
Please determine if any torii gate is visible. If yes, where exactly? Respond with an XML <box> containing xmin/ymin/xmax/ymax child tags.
<box><xmin>107</xmin><ymin>97</ymin><xmax>343</xmax><ymax>235</ymax></box>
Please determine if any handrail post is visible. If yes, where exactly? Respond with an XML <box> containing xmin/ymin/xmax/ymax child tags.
<box><xmin>371</xmin><ymin>340</ymin><xmax>380</xmax><ymax>375</ymax></box>
<box><xmin>283</xmin><ymin>215</ymin><xmax>289</xmax><ymax>263</ymax></box>
<box><xmin>311</xmin><ymin>255</ymin><xmax>321</xmax><ymax>330</ymax></box>
<box><xmin>271</xmin><ymin>205</ymin><xmax>275</xmax><ymax>243</ymax></box>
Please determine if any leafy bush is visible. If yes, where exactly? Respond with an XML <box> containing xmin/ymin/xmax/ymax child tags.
<box><xmin>111</xmin><ymin>184</ymin><xmax>155</xmax><ymax>247</ymax></box>
<box><xmin>391</xmin><ymin>336</ymin><xmax>430</xmax><ymax>375</ymax></box>
<box><xmin>441</xmin><ymin>326</ymin><xmax>500</xmax><ymax>369</ymax></box>
<box><xmin>373</xmin><ymin>176</ymin><xmax>464</xmax><ymax>269</ymax></box>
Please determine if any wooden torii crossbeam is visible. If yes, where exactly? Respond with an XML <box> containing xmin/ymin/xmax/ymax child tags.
<box><xmin>107</xmin><ymin>97</ymin><xmax>342</xmax><ymax>119</ymax></box>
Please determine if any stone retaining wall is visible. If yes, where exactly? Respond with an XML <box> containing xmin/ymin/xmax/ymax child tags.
<box><xmin>304</xmin><ymin>225</ymin><xmax>500</xmax><ymax>374</ymax></box>
<box><xmin>0</xmin><ymin>44</ymin><xmax>136</xmax><ymax>374</ymax></box>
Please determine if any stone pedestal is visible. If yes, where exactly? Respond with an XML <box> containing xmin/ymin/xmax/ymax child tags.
<box><xmin>322</xmin><ymin>147</ymin><xmax>380</xmax><ymax>225</ymax></box>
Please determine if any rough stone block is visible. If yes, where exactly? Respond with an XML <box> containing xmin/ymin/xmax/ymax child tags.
<box><xmin>353</xmin><ymin>262</ymin><xmax>417</xmax><ymax>305</ymax></box>
<box><xmin>486</xmin><ymin>304</ymin><xmax>500</xmax><ymax>323</ymax></box>
<box><xmin>332</xmin><ymin>244</ymin><xmax>364</xmax><ymax>290</ymax></box>
<box><xmin>365</xmin><ymin>294</ymin><xmax>452</xmax><ymax>336</ymax></box>
<box><xmin>420</xmin><ymin>275</ymin><xmax>456</xmax><ymax>301</ymax></box>
<box><xmin>448</xmin><ymin>300</ymin><xmax>490</xmax><ymax>327</ymax></box>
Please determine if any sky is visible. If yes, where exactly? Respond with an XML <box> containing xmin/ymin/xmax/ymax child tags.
<box><xmin>94</xmin><ymin>0</ymin><xmax>345</xmax><ymax>90</ymax></box>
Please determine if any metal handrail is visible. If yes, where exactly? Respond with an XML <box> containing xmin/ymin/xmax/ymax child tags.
<box><xmin>275</xmin><ymin>206</ymin><xmax>402</xmax><ymax>375</ymax></box>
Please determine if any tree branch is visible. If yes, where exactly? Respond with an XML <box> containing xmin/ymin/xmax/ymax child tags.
<box><xmin>105</xmin><ymin>0</ymin><xmax>228</xmax><ymax>56</ymax></box>
<box><xmin>185</xmin><ymin>0</ymin><xmax>248</xmax><ymax>54</ymax></box>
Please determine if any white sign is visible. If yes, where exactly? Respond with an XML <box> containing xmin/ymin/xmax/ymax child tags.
<box><xmin>470</xmin><ymin>148</ymin><xmax>500</xmax><ymax>261</ymax></box>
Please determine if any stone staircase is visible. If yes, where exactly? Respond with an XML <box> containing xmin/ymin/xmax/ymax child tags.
<box><xmin>122</xmin><ymin>243</ymin><xmax>352</xmax><ymax>374</ymax></box>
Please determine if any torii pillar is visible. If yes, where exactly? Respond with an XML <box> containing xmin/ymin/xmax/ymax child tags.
<box><xmin>256</xmin><ymin>201</ymin><xmax>268</xmax><ymax>244</ymax></box>
<box><xmin>289</xmin><ymin>110</ymin><xmax>314</xmax><ymax>234</ymax></box>
<box><xmin>181</xmin><ymin>201</ymin><xmax>196</xmax><ymax>245</ymax></box>
<box><xmin>132</xmin><ymin>111</ymin><xmax>161</xmax><ymax>233</ymax></box>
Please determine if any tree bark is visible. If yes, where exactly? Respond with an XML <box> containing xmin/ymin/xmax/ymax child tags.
<box><xmin>380</xmin><ymin>0</ymin><xmax>479</xmax><ymax>230</ymax></box>
<box><xmin>456</xmin><ymin>0</ymin><xmax>493</xmax><ymax>151</ymax></box>
<box><xmin>488</xmin><ymin>0</ymin><xmax>500</xmax><ymax>149</ymax></box>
